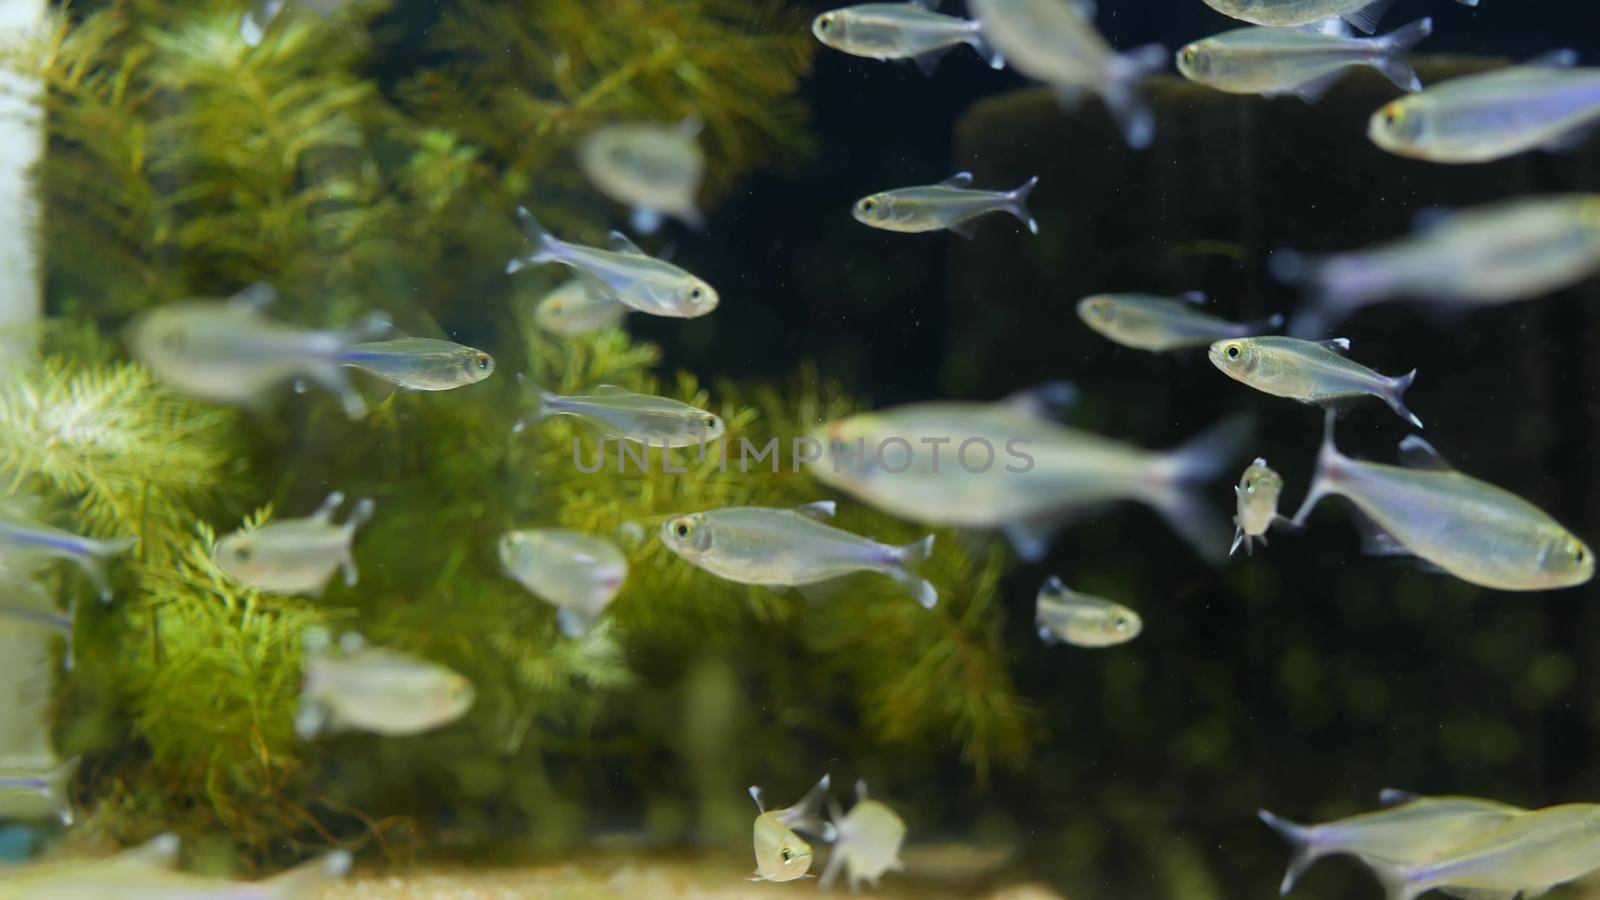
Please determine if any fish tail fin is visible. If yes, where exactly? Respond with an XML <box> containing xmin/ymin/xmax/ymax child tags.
<box><xmin>1292</xmin><ymin>412</ymin><xmax>1346</xmax><ymax>527</ymax></box>
<box><xmin>77</xmin><ymin>535</ymin><xmax>136</xmax><ymax>603</ymax></box>
<box><xmin>1369</xmin><ymin>17</ymin><xmax>1432</xmax><ymax>92</ymax></box>
<box><xmin>818</xmin><ymin>798</ymin><xmax>850</xmax><ymax>889</ymax></box>
<box><xmin>965</xmin><ymin>25</ymin><xmax>1005</xmax><ymax>69</ymax></box>
<box><xmin>1256</xmin><ymin>809</ymin><xmax>1321</xmax><ymax>895</ymax></box>
<box><xmin>781</xmin><ymin>773</ymin><xmax>833</xmax><ymax>837</ymax></box>
<box><xmin>1385</xmin><ymin>369</ymin><xmax>1423</xmax><ymax>429</ymax></box>
<box><xmin>261</xmin><ymin>851</ymin><xmax>352</xmax><ymax>898</ymax></box>
<box><xmin>40</xmin><ymin>756</ymin><xmax>79</xmax><ymax>826</ymax></box>
<box><xmin>1004</xmin><ymin>176</ymin><xmax>1041</xmax><ymax>235</ymax></box>
<box><xmin>1152</xmin><ymin>415</ymin><xmax>1255</xmax><ymax>563</ymax></box>
<box><xmin>1105</xmin><ymin>44</ymin><xmax>1167</xmax><ymax>149</ymax></box>
<box><xmin>1356</xmin><ymin>853</ymin><xmax>1423</xmax><ymax>900</ymax></box>
<box><xmin>508</xmin><ymin>207</ymin><xmax>563</xmax><ymax>274</ymax></box>
<box><xmin>240</xmin><ymin>0</ymin><xmax>284</xmax><ymax>47</ymax></box>
<box><xmin>887</xmin><ymin>535</ymin><xmax>938</xmax><ymax>609</ymax></box>
<box><xmin>513</xmin><ymin>373</ymin><xmax>559</xmax><ymax>432</ymax></box>
<box><xmin>344</xmin><ymin>497</ymin><xmax>376</xmax><ymax>535</ymax></box>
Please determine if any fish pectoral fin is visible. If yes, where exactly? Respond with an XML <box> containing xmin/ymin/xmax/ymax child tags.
<box><xmin>606</xmin><ymin>230</ymin><xmax>649</xmax><ymax>256</ymax></box>
<box><xmin>793</xmin><ymin>578</ymin><xmax>853</xmax><ymax>605</ymax></box>
<box><xmin>1396</xmin><ymin>435</ymin><xmax>1454</xmax><ymax>471</ymax></box>
<box><xmin>1285</xmin><ymin>69</ymin><xmax>1348</xmax><ymax>104</ymax></box>
<box><xmin>1349</xmin><ymin>509</ymin><xmax>1411</xmax><ymax>558</ymax></box>
<box><xmin>1051</xmin><ymin>85</ymin><xmax>1088</xmax><ymax>109</ymax></box>
<box><xmin>947</xmin><ymin>218</ymin><xmax>980</xmax><ymax>240</ymax></box>
<box><xmin>911</xmin><ymin>45</ymin><xmax>954</xmax><ymax>76</ymax></box>
<box><xmin>1002</xmin><ymin>512</ymin><xmax>1078</xmax><ymax>563</ymax></box>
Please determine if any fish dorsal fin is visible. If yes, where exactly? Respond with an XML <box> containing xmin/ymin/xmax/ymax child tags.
<box><xmin>795</xmin><ymin>501</ymin><xmax>837</xmax><ymax>520</ymax></box>
<box><xmin>230</xmin><ymin>282</ymin><xmax>277</xmax><ymax>312</ymax></box>
<box><xmin>677</xmin><ymin>113</ymin><xmax>703</xmax><ymax>139</ymax></box>
<box><xmin>1253</xmin><ymin>457</ymin><xmax>1268</xmax><ymax>467</ymax></box>
<box><xmin>1040</xmin><ymin>574</ymin><xmax>1069</xmax><ymax>598</ymax></box>
<box><xmin>748</xmin><ymin>785</ymin><xmax>767</xmax><ymax>813</ymax></box>
<box><xmin>1379</xmin><ymin>788</ymin><xmax>1421</xmax><ymax>807</ymax></box>
<box><xmin>907</xmin><ymin>0</ymin><xmax>933</xmax><ymax>8</ymax></box>
<box><xmin>607</xmin><ymin>231</ymin><xmax>648</xmax><ymax>256</ymax></box>
<box><xmin>1003</xmin><ymin>381</ymin><xmax>1080</xmax><ymax>420</ymax></box>
<box><xmin>1178</xmin><ymin>290</ymin><xmax>1208</xmax><ymax>306</ymax></box>
<box><xmin>939</xmin><ymin>171</ymin><xmax>975</xmax><ymax>188</ymax></box>
<box><xmin>1298</xmin><ymin>18</ymin><xmax>1351</xmax><ymax>37</ymax></box>
<box><xmin>1526</xmin><ymin>49</ymin><xmax>1579</xmax><ymax>69</ymax></box>
<box><xmin>1319</xmin><ymin>338</ymin><xmax>1351</xmax><ymax>353</ymax></box>
<box><xmin>855</xmin><ymin>779</ymin><xmax>870</xmax><ymax>802</ymax></box>
<box><xmin>1397</xmin><ymin>435</ymin><xmax>1454</xmax><ymax>471</ymax></box>
<box><xmin>590</xmin><ymin>384</ymin><xmax>638</xmax><ymax>397</ymax></box>
<box><xmin>1342</xmin><ymin>0</ymin><xmax>1399</xmax><ymax>34</ymax></box>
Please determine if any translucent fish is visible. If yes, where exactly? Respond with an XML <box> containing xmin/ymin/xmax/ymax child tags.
<box><xmin>853</xmin><ymin>173</ymin><xmax>1039</xmax><ymax>238</ymax></box>
<box><xmin>1200</xmin><ymin>0</ymin><xmax>1475</xmax><ymax>35</ymax></box>
<box><xmin>506</xmin><ymin>209</ymin><xmax>718</xmax><ymax>318</ymax></box>
<box><xmin>1359</xmin><ymin>803</ymin><xmax>1600</xmax><ymax>900</ymax></box>
<box><xmin>811</xmin><ymin>2</ymin><xmax>1003</xmax><ymax>74</ymax></box>
<box><xmin>1231</xmin><ymin>457</ymin><xmax>1286</xmax><ymax>556</ymax></box>
<box><xmin>297</xmin><ymin>630</ymin><xmax>474</xmax><ymax>739</ymax></box>
<box><xmin>967</xmin><ymin>0</ymin><xmax>1167</xmax><ymax>148</ymax></box>
<box><xmin>1034</xmin><ymin>575</ymin><xmax>1142</xmax><ymax>648</ymax></box>
<box><xmin>1077</xmin><ymin>291</ymin><xmax>1283</xmax><ymax>352</ymax></box>
<box><xmin>515</xmin><ymin>377</ymin><xmax>725</xmax><ymax>448</ymax></box>
<box><xmin>1209</xmin><ymin>336</ymin><xmax>1422</xmax><ymax>428</ymax></box>
<box><xmin>241</xmin><ymin>0</ymin><xmax>354</xmax><ymax>47</ymax></box>
<box><xmin>659</xmin><ymin>503</ymin><xmax>938</xmax><ymax>609</ymax></box>
<box><xmin>577</xmin><ymin>119</ymin><xmax>705</xmax><ymax>234</ymax></box>
<box><xmin>819</xmin><ymin>780</ymin><xmax>907</xmax><ymax>891</ymax></box>
<box><xmin>498</xmin><ymin>529</ymin><xmax>628</xmax><ymax>637</ymax></box>
<box><xmin>127</xmin><ymin>283</ymin><xmax>391</xmax><ymax>418</ymax></box>
<box><xmin>1258</xmin><ymin>791</ymin><xmax>1526</xmax><ymax>895</ymax></box>
<box><xmin>1294</xmin><ymin>414</ymin><xmax>1594</xmax><ymax>591</ymax></box>
<box><xmin>3</xmin><ymin>844</ymin><xmax>351</xmax><ymax>899</ymax></box>
<box><xmin>1277</xmin><ymin>196</ymin><xmax>1600</xmax><ymax>337</ymax></box>
<box><xmin>1177</xmin><ymin>18</ymin><xmax>1432</xmax><ymax>102</ymax></box>
<box><xmin>533</xmin><ymin>280</ymin><xmax>629</xmax><ymax>336</ymax></box>
<box><xmin>0</xmin><ymin>756</ymin><xmax>78</xmax><ymax>826</ymax></box>
<box><xmin>807</xmin><ymin>386</ymin><xmax>1253</xmax><ymax>564</ymax></box>
<box><xmin>1369</xmin><ymin>51</ymin><xmax>1600</xmax><ymax>163</ymax></box>
<box><xmin>748</xmin><ymin>774</ymin><xmax>832</xmax><ymax>883</ymax></box>
<box><xmin>214</xmin><ymin>492</ymin><xmax>374</xmax><ymax>596</ymax></box>
<box><xmin>0</xmin><ymin>511</ymin><xmax>134</xmax><ymax>602</ymax></box>
<box><xmin>339</xmin><ymin>336</ymin><xmax>494</xmax><ymax>391</ymax></box>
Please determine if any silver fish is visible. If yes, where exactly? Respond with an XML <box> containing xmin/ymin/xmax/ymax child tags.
<box><xmin>853</xmin><ymin>173</ymin><xmax>1039</xmax><ymax>237</ymax></box>
<box><xmin>1177</xmin><ymin>18</ymin><xmax>1431</xmax><ymax>102</ymax></box>
<box><xmin>812</xmin><ymin>2</ymin><xmax>1003</xmax><ymax>74</ymax></box>
<box><xmin>1199</xmin><ymin>0</ymin><xmax>1474</xmax><ymax>35</ymax></box>
<box><xmin>127</xmin><ymin>283</ymin><xmax>390</xmax><ymax>418</ymax></box>
<box><xmin>498</xmin><ymin>529</ymin><xmax>628</xmax><ymax>637</ymax></box>
<box><xmin>4</xmin><ymin>845</ymin><xmax>350</xmax><ymax>899</ymax></box>
<box><xmin>340</xmin><ymin>336</ymin><xmax>494</xmax><ymax>391</ymax></box>
<box><xmin>1278</xmin><ymin>196</ymin><xmax>1600</xmax><ymax>337</ymax></box>
<box><xmin>0</xmin><ymin>512</ymin><xmax>134</xmax><ymax>602</ymax></box>
<box><xmin>213</xmin><ymin>492</ymin><xmax>374</xmax><ymax>596</ymax></box>
<box><xmin>1077</xmin><ymin>291</ymin><xmax>1282</xmax><ymax>352</ymax></box>
<box><xmin>1294</xmin><ymin>414</ymin><xmax>1594</xmax><ymax>591</ymax></box>
<box><xmin>507</xmin><ymin>209</ymin><xmax>718</xmax><ymax>318</ymax></box>
<box><xmin>967</xmin><ymin>0</ymin><xmax>1167</xmax><ymax>148</ymax></box>
<box><xmin>749</xmin><ymin>774</ymin><xmax>832</xmax><ymax>883</ymax></box>
<box><xmin>1209</xmin><ymin>336</ymin><xmax>1422</xmax><ymax>428</ymax></box>
<box><xmin>0</xmin><ymin>756</ymin><xmax>77</xmax><ymax>826</ymax></box>
<box><xmin>659</xmin><ymin>502</ymin><xmax>938</xmax><ymax>609</ymax></box>
<box><xmin>820</xmin><ymin>780</ymin><xmax>907</xmax><ymax>891</ymax></box>
<box><xmin>1369</xmin><ymin>51</ymin><xmax>1600</xmax><ymax>163</ymax></box>
<box><xmin>1034</xmin><ymin>575</ymin><xmax>1142</xmax><ymax>648</ymax></box>
<box><xmin>532</xmin><ymin>279</ymin><xmax>629</xmax><ymax>336</ymax></box>
<box><xmin>1360</xmin><ymin>803</ymin><xmax>1600</xmax><ymax>900</ymax></box>
<box><xmin>241</xmin><ymin>0</ymin><xmax>353</xmax><ymax>47</ymax></box>
<box><xmin>516</xmin><ymin>378</ymin><xmax>724</xmax><ymax>448</ymax></box>
<box><xmin>297</xmin><ymin>630</ymin><xmax>474</xmax><ymax>739</ymax></box>
<box><xmin>577</xmin><ymin>118</ymin><xmax>705</xmax><ymax>234</ymax></box>
<box><xmin>1231</xmin><ymin>457</ymin><xmax>1286</xmax><ymax>556</ymax></box>
<box><xmin>807</xmin><ymin>386</ymin><xmax>1252</xmax><ymax>563</ymax></box>
<box><xmin>1258</xmin><ymin>789</ymin><xmax>1526</xmax><ymax>895</ymax></box>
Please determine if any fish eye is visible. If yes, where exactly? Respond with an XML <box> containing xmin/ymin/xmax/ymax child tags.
<box><xmin>817</xmin><ymin>15</ymin><xmax>831</xmax><ymax>31</ymax></box>
<box><xmin>232</xmin><ymin>543</ymin><xmax>253</xmax><ymax>563</ymax></box>
<box><xmin>862</xmin><ymin>199</ymin><xmax>876</xmax><ymax>212</ymax></box>
<box><xmin>1181</xmin><ymin>46</ymin><xmax>1197</xmax><ymax>64</ymax></box>
<box><xmin>1574</xmin><ymin>544</ymin><xmax>1588</xmax><ymax>564</ymax></box>
<box><xmin>476</xmin><ymin>354</ymin><xmax>492</xmax><ymax>371</ymax></box>
<box><xmin>674</xmin><ymin>519</ymin><xmax>692</xmax><ymax>538</ymax></box>
<box><xmin>690</xmin><ymin>287</ymin><xmax>703</xmax><ymax>300</ymax></box>
<box><xmin>1113</xmin><ymin>616</ymin><xmax>1129</xmax><ymax>631</ymax></box>
<box><xmin>781</xmin><ymin>848</ymin><xmax>794</xmax><ymax>863</ymax></box>
<box><xmin>704</xmin><ymin>415</ymin><xmax>718</xmax><ymax>428</ymax></box>
<box><xmin>1225</xmin><ymin>344</ymin><xmax>1241</xmax><ymax>360</ymax></box>
<box><xmin>1382</xmin><ymin>103</ymin><xmax>1404</xmax><ymax>126</ymax></box>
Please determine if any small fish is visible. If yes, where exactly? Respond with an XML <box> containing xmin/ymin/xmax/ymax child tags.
<box><xmin>0</xmin><ymin>757</ymin><xmax>77</xmax><ymax>826</ymax></box>
<box><xmin>127</xmin><ymin>283</ymin><xmax>390</xmax><ymax>418</ymax></box>
<box><xmin>967</xmin><ymin>0</ymin><xmax>1167</xmax><ymax>148</ymax></box>
<box><xmin>0</xmin><ymin>593</ymin><xmax>76</xmax><ymax>672</ymax></box>
<box><xmin>659</xmin><ymin>503</ymin><xmax>938</xmax><ymax>609</ymax></box>
<box><xmin>1369</xmin><ymin>51</ymin><xmax>1600</xmax><ymax>163</ymax></box>
<box><xmin>1034</xmin><ymin>575</ymin><xmax>1142</xmax><ymax>648</ymax></box>
<box><xmin>214</xmin><ymin>492</ymin><xmax>374</xmax><ymax>596</ymax></box>
<box><xmin>1209</xmin><ymin>336</ymin><xmax>1421</xmax><ymax>428</ymax></box>
<box><xmin>498</xmin><ymin>529</ymin><xmax>628</xmax><ymax>637</ymax></box>
<box><xmin>749</xmin><ymin>774</ymin><xmax>832</xmax><ymax>883</ymax></box>
<box><xmin>533</xmin><ymin>279</ymin><xmax>629</xmax><ymax>336</ymax></box>
<box><xmin>3</xmin><ymin>845</ymin><xmax>351</xmax><ymax>899</ymax></box>
<box><xmin>1231</xmin><ymin>457</ymin><xmax>1286</xmax><ymax>556</ymax></box>
<box><xmin>1277</xmin><ymin>196</ymin><xmax>1600</xmax><ymax>337</ymax></box>
<box><xmin>1359</xmin><ymin>803</ymin><xmax>1600</xmax><ymax>900</ymax></box>
<box><xmin>1199</xmin><ymin>0</ymin><xmax>1474</xmax><ymax>35</ymax></box>
<box><xmin>808</xmin><ymin>385</ymin><xmax>1253</xmax><ymax>564</ymax></box>
<box><xmin>1077</xmin><ymin>291</ymin><xmax>1283</xmax><ymax>352</ymax></box>
<box><xmin>820</xmin><ymin>780</ymin><xmax>908</xmax><ymax>891</ymax></box>
<box><xmin>515</xmin><ymin>377</ymin><xmax>725</xmax><ymax>448</ymax></box>
<box><xmin>0</xmin><ymin>512</ymin><xmax>134</xmax><ymax>602</ymax></box>
<box><xmin>1177</xmin><ymin>18</ymin><xmax>1432</xmax><ymax>102</ymax></box>
<box><xmin>507</xmin><ymin>209</ymin><xmax>718</xmax><ymax>318</ymax></box>
<box><xmin>812</xmin><ymin>2</ymin><xmax>1003</xmax><ymax>74</ymax></box>
<box><xmin>297</xmin><ymin>630</ymin><xmax>474</xmax><ymax>739</ymax></box>
<box><xmin>1258</xmin><ymin>789</ymin><xmax>1526</xmax><ymax>895</ymax></box>
<box><xmin>241</xmin><ymin>0</ymin><xmax>353</xmax><ymax>47</ymax></box>
<box><xmin>339</xmin><ymin>336</ymin><xmax>494</xmax><ymax>391</ymax></box>
<box><xmin>1294</xmin><ymin>414</ymin><xmax>1593</xmax><ymax>591</ymax></box>
<box><xmin>853</xmin><ymin>173</ymin><xmax>1039</xmax><ymax>238</ymax></box>
<box><xmin>577</xmin><ymin>118</ymin><xmax>705</xmax><ymax>234</ymax></box>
